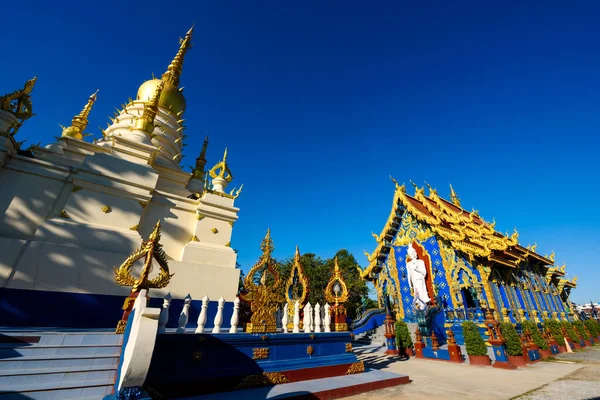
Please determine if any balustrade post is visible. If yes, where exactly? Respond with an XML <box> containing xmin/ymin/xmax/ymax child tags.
<box><xmin>158</xmin><ymin>293</ymin><xmax>172</xmax><ymax>333</ymax></box>
<box><xmin>282</xmin><ymin>303</ymin><xmax>289</xmax><ymax>333</ymax></box>
<box><xmin>293</xmin><ymin>301</ymin><xmax>300</xmax><ymax>333</ymax></box>
<box><xmin>229</xmin><ymin>297</ymin><xmax>240</xmax><ymax>333</ymax></box>
<box><xmin>314</xmin><ymin>303</ymin><xmax>322</xmax><ymax>332</ymax></box>
<box><xmin>195</xmin><ymin>295</ymin><xmax>209</xmax><ymax>333</ymax></box>
<box><xmin>176</xmin><ymin>294</ymin><xmax>192</xmax><ymax>333</ymax></box>
<box><xmin>212</xmin><ymin>296</ymin><xmax>225</xmax><ymax>333</ymax></box>
<box><xmin>303</xmin><ymin>302</ymin><xmax>312</xmax><ymax>333</ymax></box>
<box><xmin>324</xmin><ymin>303</ymin><xmax>331</xmax><ymax>332</ymax></box>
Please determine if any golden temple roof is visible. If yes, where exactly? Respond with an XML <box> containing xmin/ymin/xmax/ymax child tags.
<box><xmin>361</xmin><ymin>180</ymin><xmax>556</xmax><ymax>280</ymax></box>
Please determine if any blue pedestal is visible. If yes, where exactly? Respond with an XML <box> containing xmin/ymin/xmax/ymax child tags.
<box><xmin>549</xmin><ymin>344</ymin><xmax>559</xmax><ymax>355</ymax></box>
<box><xmin>491</xmin><ymin>344</ymin><xmax>509</xmax><ymax>363</ymax></box>
<box><xmin>527</xmin><ymin>348</ymin><xmax>541</xmax><ymax>362</ymax></box>
<box><xmin>421</xmin><ymin>346</ymin><xmax>451</xmax><ymax>360</ymax></box>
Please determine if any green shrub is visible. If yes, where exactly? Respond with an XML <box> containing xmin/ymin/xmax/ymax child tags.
<box><xmin>500</xmin><ymin>322</ymin><xmax>523</xmax><ymax>356</ymax></box>
<box><xmin>543</xmin><ymin>319</ymin><xmax>565</xmax><ymax>345</ymax></box>
<box><xmin>395</xmin><ymin>320</ymin><xmax>413</xmax><ymax>350</ymax></box>
<box><xmin>573</xmin><ymin>320</ymin><xmax>589</xmax><ymax>340</ymax></box>
<box><xmin>584</xmin><ymin>320</ymin><xmax>600</xmax><ymax>338</ymax></box>
<box><xmin>561</xmin><ymin>321</ymin><xmax>580</xmax><ymax>342</ymax></box>
<box><xmin>462</xmin><ymin>321</ymin><xmax>488</xmax><ymax>356</ymax></box>
<box><xmin>521</xmin><ymin>320</ymin><xmax>548</xmax><ymax>350</ymax></box>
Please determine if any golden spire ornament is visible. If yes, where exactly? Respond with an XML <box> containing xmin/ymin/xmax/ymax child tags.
<box><xmin>285</xmin><ymin>246</ymin><xmax>310</xmax><ymax>330</ymax></box>
<box><xmin>0</xmin><ymin>77</ymin><xmax>37</xmax><ymax>135</ymax></box>
<box><xmin>239</xmin><ymin>229</ymin><xmax>284</xmax><ymax>333</ymax></box>
<box><xmin>113</xmin><ymin>221</ymin><xmax>174</xmax><ymax>333</ymax></box>
<box><xmin>162</xmin><ymin>24</ymin><xmax>194</xmax><ymax>88</ymax></box>
<box><xmin>191</xmin><ymin>135</ymin><xmax>209</xmax><ymax>181</ymax></box>
<box><xmin>134</xmin><ymin>80</ymin><xmax>165</xmax><ymax>133</ymax></box>
<box><xmin>209</xmin><ymin>147</ymin><xmax>233</xmax><ymax>183</ymax></box>
<box><xmin>61</xmin><ymin>90</ymin><xmax>98</xmax><ymax>140</ymax></box>
<box><xmin>324</xmin><ymin>257</ymin><xmax>350</xmax><ymax>331</ymax></box>
<box><xmin>449</xmin><ymin>184</ymin><xmax>461</xmax><ymax>207</ymax></box>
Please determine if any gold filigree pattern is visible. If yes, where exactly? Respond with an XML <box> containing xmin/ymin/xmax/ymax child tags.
<box><xmin>252</xmin><ymin>348</ymin><xmax>270</xmax><ymax>360</ymax></box>
<box><xmin>235</xmin><ymin>372</ymin><xmax>289</xmax><ymax>389</ymax></box>
<box><xmin>325</xmin><ymin>257</ymin><xmax>349</xmax><ymax>305</ymax></box>
<box><xmin>285</xmin><ymin>246</ymin><xmax>310</xmax><ymax>322</ymax></box>
<box><xmin>307</xmin><ymin>345</ymin><xmax>314</xmax><ymax>356</ymax></box>
<box><xmin>346</xmin><ymin>361</ymin><xmax>365</xmax><ymax>375</ymax></box>
<box><xmin>240</xmin><ymin>229</ymin><xmax>284</xmax><ymax>333</ymax></box>
<box><xmin>345</xmin><ymin>343</ymin><xmax>353</xmax><ymax>352</ymax></box>
<box><xmin>114</xmin><ymin>221</ymin><xmax>174</xmax><ymax>292</ymax></box>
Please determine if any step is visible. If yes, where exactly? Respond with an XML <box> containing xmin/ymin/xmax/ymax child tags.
<box><xmin>0</xmin><ymin>369</ymin><xmax>117</xmax><ymax>388</ymax></box>
<box><xmin>0</xmin><ymin>354</ymin><xmax>120</xmax><ymax>371</ymax></box>
<box><xmin>0</xmin><ymin>345</ymin><xmax>121</xmax><ymax>358</ymax></box>
<box><xmin>0</xmin><ymin>379</ymin><xmax>113</xmax><ymax>399</ymax></box>
<box><xmin>0</xmin><ymin>333</ymin><xmax>122</xmax><ymax>347</ymax></box>
<box><xmin>0</xmin><ymin>362</ymin><xmax>118</xmax><ymax>377</ymax></box>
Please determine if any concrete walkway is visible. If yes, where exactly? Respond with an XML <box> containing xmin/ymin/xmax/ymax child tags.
<box><xmin>346</xmin><ymin>352</ymin><xmax>583</xmax><ymax>400</ymax></box>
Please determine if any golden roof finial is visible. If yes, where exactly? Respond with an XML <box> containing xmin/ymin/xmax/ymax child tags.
<box><xmin>134</xmin><ymin>81</ymin><xmax>165</xmax><ymax>133</ymax></box>
<box><xmin>209</xmin><ymin>147</ymin><xmax>233</xmax><ymax>183</ymax></box>
<box><xmin>449</xmin><ymin>183</ymin><xmax>461</xmax><ymax>207</ymax></box>
<box><xmin>161</xmin><ymin>24</ymin><xmax>194</xmax><ymax>88</ymax></box>
<box><xmin>62</xmin><ymin>90</ymin><xmax>98</xmax><ymax>140</ymax></box>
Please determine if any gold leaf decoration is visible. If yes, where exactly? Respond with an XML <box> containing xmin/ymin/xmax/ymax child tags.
<box><xmin>252</xmin><ymin>348</ymin><xmax>270</xmax><ymax>360</ymax></box>
<box><xmin>307</xmin><ymin>345</ymin><xmax>314</xmax><ymax>356</ymax></box>
<box><xmin>346</xmin><ymin>361</ymin><xmax>365</xmax><ymax>375</ymax></box>
<box><xmin>59</xmin><ymin>210</ymin><xmax>70</xmax><ymax>219</ymax></box>
<box><xmin>129</xmin><ymin>224</ymin><xmax>139</xmax><ymax>232</ymax></box>
<box><xmin>102</xmin><ymin>205</ymin><xmax>112</xmax><ymax>214</ymax></box>
<box><xmin>211</xmin><ymin>227</ymin><xmax>218</xmax><ymax>234</ymax></box>
<box><xmin>138</xmin><ymin>201</ymin><xmax>147</xmax><ymax>208</ymax></box>
<box><xmin>191</xmin><ymin>235</ymin><xmax>200</xmax><ymax>242</ymax></box>
<box><xmin>235</xmin><ymin>372</ymin><xmax>289</xmax><ymax>390</ymax></box>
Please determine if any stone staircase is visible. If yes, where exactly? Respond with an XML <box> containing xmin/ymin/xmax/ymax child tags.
<box><xmin>353</xmin><ymin>325</ymin><xmax>387</xmax><ymax>350</ymax></box>
<box><xmin>0</xmin><ymin>329</ymin><xmax>122</xmax><ymax>399</ymax></box>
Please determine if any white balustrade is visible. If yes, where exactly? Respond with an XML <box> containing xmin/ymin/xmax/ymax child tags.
<box><xmin>176</xmin><ymin>294</ymin><xmax>192</xmax><ymax>333</ymax></box>
<box><xmin>158</xmin><ymin>292</ymin><xmax>172</xmax><ymax>333</ymax></box>
<box><xmin>324</xmin><ymin>303</ymin><xmax>331</xmax><ymax>332</ymax></box>
<box><xmin>212</xmin><ymin>296</ymin><xmax>225</xmax><ymax>333</ymax></box>
<box><xmin>314</xmin><ymin>303</ymin><xmax>322</xmax><ymax>333</ymax></box>
<box><xmin>282</xmin><ymin>303</ymin><xmax>289</xmax><ymax>333</ymax></box>
<box><xmin>303</xmin><ymin>302</ymin><xmax>312</xmax><ymax>333</ymax></box>
<box><xmin>229</xmin><ymin>297</ymin><xmax>240</xmax><ymax>333</ymax></box>
<box><xmin>195</xmin><ymin>295</ymin><xmax>209</xmax><ymax>333</ymax></box>
<box><xmin>293</xmin><ymin>301</ymin><xmax>300</xmax><ymax>333</ymax></box>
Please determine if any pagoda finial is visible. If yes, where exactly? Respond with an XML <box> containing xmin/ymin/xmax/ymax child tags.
<box><xmin>61</xmin><ymin>89</ymin><xmax>99</xmax><ymax>140</ymax></box>
<box><xmin>449</xmin><ymin>183</ymin><xmax>461</xmax><ymax>207</ymax></box>
<box><xmin>191</xmin><ymin>135</ymin><xmax>209</xmax><ymax>180</ymax></box>
<box><xmin>161</xmin><ymin>24</ymin><xmax>194</xmax><ymax>88</ymax></box>
<box><xmin>209</xmin><ymin>147</ymin><xmax>233</xmax><ymax>185</ymax></box>
<box><xmin>135</xmin><ymin>81</ymin><xmax>165</xmax><ymax>133</ymax></box>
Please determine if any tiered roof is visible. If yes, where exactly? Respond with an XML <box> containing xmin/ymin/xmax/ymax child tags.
<box><xmin>361</xmin><ymin>179</ymin><xmax>569</xmax><ymax>283</ymax></box>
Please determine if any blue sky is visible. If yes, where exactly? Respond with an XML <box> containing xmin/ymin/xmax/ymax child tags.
<box><xmin>2</xmin><ymin>1</ymin><xmax>599</xmax><ymax>303</ymax></box>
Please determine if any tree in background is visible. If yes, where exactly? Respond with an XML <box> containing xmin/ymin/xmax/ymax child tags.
<box><xmin>275</xmin><ymin>249</ymin><xmax>370</xmax><ymax>320</ymax></box>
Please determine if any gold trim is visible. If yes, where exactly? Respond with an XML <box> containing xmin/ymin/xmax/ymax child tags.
<box><xmin>346</xmin><ymin>361</ymin><xmax>365</xmax><ymax>375</ymax></box>
<box><xmin>211</xmin><ymin>227</ymin><xmax>218</xmax><ymax>234</ymax></box>
<box><xmin>307</xmin><ymin>345</ymin><xmax>314</xmax><ymax>356</ymax></box>
<box><xmin>59</xmin><ymin>210</ymin><xmax>70</xmax><ymax>219</ymax></box>
<box><xmin>235</xmin><ymin>372</ymin><xmax>289</xmax><ymax>390</ymax></box>
<box><xmin>102</xmin><ymin>205</ymin><xmax>112</xmax><ymax>214</ymax></box>
<box><xmin>115</xmin><ymin>320</ymin><xmax>127</xmax><ymax>334</ymax></box>
<box><xmin>252</xmin><ymin>348</ymin><xmax>270</xmax><ymax>360</ymax></box>
<box><xmin>225</xmin><ymin>241</ymin><xmax>231</xmax><ymax>247</ymax></box>
<box><xmin>138</xmin><ymin>201</ymin><xmax>147</xmax><ymax>209</ymax></box>
<box><xmin>129</xmin><ymin>224</ymin><xmax>139</xmax><ymax>232</ymax></box>
<box><xmin>345</xmin><ymin>343</ymin><xmax>353</xmax><ymax>352</ymax></box>
<box><xmin>191</xmin><ymin>235</ymin><xmax>200</xmax><ymax>242</ymax></box>
<box><xmin>197</xmin><ymin>213</ymin><xmax>205</xmax><ymax>221</ymax></box>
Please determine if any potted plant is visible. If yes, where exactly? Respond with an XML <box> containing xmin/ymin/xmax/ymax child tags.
<box><xmin>522</xmin><ymin>320</ymin><xmax>550</xmax><ymax>358</ymax></box>
<box><xmin>462</xmin><ymin>321</ymin><xmax>490</xmax><ymax>366</ymax></box>
<box><xmin>573</xmin><ymin>321</ymin><xmax>591</xmax><ymax>346</ymax></box>
<box><xmin>561</xmin><ymin>321</ymin><xmax>580</xmax><ymax>349</ymax></box>
<box><xmin>500</xmin><ymin>322</ymin><xmax>526</xmax><ymax>367</ymax></box>
<box><xmin>544</xmin><ymin>319</ymin><xmax>566</xmax><ymax>352</ymax></box>
<box><xmin>395</xmin><ymin>320</ymin><xmax>414</xmax><ymax>357</ymax></box>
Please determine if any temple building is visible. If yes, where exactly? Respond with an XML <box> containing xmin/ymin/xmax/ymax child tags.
<box><xmin>360</xmin><ymin>179</ymin><xmax>578</xmax><ymax>333</ymax></box>
<box><xmin>0</xmin><ymin>27</ymin><xmax>242</xmax><ymax>327</ymax></box>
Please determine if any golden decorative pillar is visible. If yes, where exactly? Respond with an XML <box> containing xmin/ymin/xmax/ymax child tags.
<box><xmin>113</xmin><ymin>221</ymin><xmax>174</xmax><ymax>333</ymax></box>
<box><xmin>240</xmin><ymin>229</ymin><xmax>284</xmax><ymax>333</ymax></box>
<box><xmin>284</xmin><ymin>246</ymin><xmax>309</xmax><ymax>330</ymax></box>
<box><xmin>325</xmin><ymin>257</ymin><xmax>350</xmax><ymax>331</ymax></box>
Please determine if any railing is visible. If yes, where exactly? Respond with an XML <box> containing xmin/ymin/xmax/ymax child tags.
<box><xmin>157</xmin><ymin>293</ymin><xmax>338</xmax><ymax>334</ymax></box>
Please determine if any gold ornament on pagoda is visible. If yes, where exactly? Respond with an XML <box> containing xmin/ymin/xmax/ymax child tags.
<box><xmin>114</xmin><ymin>221</ymin><xmax>174</xmax><ymax>292</ymax></box>
<box><xmin>209</xmin><ymin>148</ymin><xmax>233</xmax><ymax>183</ymax></box>
<box><xmin>285</xmin><ymin>246</ymin><xmax>309</xmax><ymax>328</ymax></box>
<box><xmin>240</xmin><ymin>229</ymin><xmax>284</xmax><ymax>333</ymax></box>
<box><xmin>0</xmin><ymin>77</ymin><xmax>37</xmax><ymax>136</ymax></box>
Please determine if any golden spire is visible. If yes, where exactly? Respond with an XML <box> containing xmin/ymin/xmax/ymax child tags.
<box><xmin>260</xmin><ymin>228</ymin><xmax>274</xmax><ymax>258</ymax></box>
<box><xmin>61</xmin><ymin>90</ymin><xmax>98</xmax><ymax>140</ymax></box>
<box><xmin>134</xmin><ymin>80</ymin><xmax>165</xmax><ymax>133</ymax></box>
<box><xmin>449</xmin><ymin>184</ymin><xmax>461</xmax><ymax>207</ymax></box>
<box><xmin>191</xmin><ymin>134</ymin><xmax>209</xmax><ymax>180</ymax></box>
<box><xmin>161</xmin><ymin>24</ymin><xmax>194</xmax><ymax>88</ymax></box>
<box><xmin>209</xmin><ymin>147</ymin><xmax>233</xmax><ymax>183</ymax></box>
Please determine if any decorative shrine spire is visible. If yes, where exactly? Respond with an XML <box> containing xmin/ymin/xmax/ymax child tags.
<box><xmin>209</xmin><ymin>147</ymin><xmax>233</xmax><ymax>192</ymax></box>
<box><xmin>191</xmin><ymin>134</ymin><xmax>209</xmax><ymax>180</ymax></box>
<box><xmin>61</xmin><ymin>90</ymin><xmax>98</xmax><ymax>140</ymax></box>
<box><xmin>135</xmin><ymin>80</ymin><xmax>165</xmax><ymax>133</ymax></box>
<box><xmin>161</xmin><ymin>24</ymin><xmax>194</xmax><ymax>88</ymax></box>
<box><xmin>260</xmin><ymin>228</ymin><xmax>274</xmax><ymax>259</ymax></box>
<box><xmin>449</xmin><ymin>183</ymin><xmax>461</xmax><ymax>207</ymax></box>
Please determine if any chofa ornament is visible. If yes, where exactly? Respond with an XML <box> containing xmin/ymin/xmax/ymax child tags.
<box><xmin>325</xmin><ymin>257</ymin><xmax>349</xmax><ymax>305</ymax></box>
<box><xmin>114</xmin><ymin>221</ymin><xmax>174</xmax><ymax>292</ymax></box>
<box><xmin>240</xmin><ymin>229</ymin><xmax>284</xmax><ymax>333</ymax></box>
<box><xmin>285</xmin><ymin>246</ymin><xmax>309</xmax><ymax>316</ymax></box>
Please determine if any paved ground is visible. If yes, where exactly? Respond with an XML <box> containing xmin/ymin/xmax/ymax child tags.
<box><xmin>346</xmin><ymin>347</ymin><xmax>585</xmax><ymax>400</ymax></box>
<box><xmin>516</xmin><ymin>346</ymin><xmax>600</xmax><ymax>400</ymax></box>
